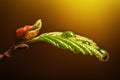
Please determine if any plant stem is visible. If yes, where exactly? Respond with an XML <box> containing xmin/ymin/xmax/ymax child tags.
<box><xmin>0</xmin><ymin>41</ymin><xmax>29</xmax><ymax>61</ymax></box>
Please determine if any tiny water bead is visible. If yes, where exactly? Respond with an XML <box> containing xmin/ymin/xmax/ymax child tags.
<box><xmin>62</xmin><ymin>31</ymin><xmax>76</xmax><ymax>38</ymax></box>
<box><xmin>82</xmin><ymin>41</ymin><xmax>91</xmax><ymax>45</ymax></box>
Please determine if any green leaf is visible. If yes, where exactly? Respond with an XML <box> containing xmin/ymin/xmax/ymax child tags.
<box><xmin>26</xmin><ymin>31</ymin><xmax>109</xmax><ymax>62</ymax></box>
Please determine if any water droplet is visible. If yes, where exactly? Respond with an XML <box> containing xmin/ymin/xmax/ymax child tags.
<box><xmin>62</xmin><ymin>31</ymin><xmax>75</xmax><ymax>38</ymax></box>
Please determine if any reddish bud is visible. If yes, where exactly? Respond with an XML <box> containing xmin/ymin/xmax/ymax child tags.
<box><xmin>16</xmin><ymin>25</ymin><xmax>32</xmax><ymax>38</ymax></box>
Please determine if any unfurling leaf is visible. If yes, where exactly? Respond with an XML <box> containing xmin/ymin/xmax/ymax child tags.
<box><xmin>27</xmin><ymin>31</ymin><xmax>109</xmax><ymax>62</ymax></box>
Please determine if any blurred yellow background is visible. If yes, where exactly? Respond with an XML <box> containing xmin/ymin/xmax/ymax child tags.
<box><xmin>0</xmin><ymin>0</ymin><xmax>120</xmax><ymax>79</ymax></box>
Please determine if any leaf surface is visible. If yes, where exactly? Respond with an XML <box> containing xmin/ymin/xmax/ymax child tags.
<box><xmin>27</xmin><ymin>31</ymin><xmax>109</xmax><ymax>62</ymax></box>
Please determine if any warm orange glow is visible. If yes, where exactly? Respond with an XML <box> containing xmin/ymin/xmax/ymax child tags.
<box><xmin>50</xmin><ymin>0</ymin><xmax>119</xmax><ymax>40</ymax></box>
<box><xmin>0</xmin><ymin>0</ymin><xmax>119</xmax><ymax>79</ymax></box>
